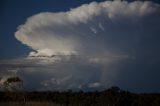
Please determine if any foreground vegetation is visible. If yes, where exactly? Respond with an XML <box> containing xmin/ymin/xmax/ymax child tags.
<box><xmin>0</xmin><ymin>87</ymin><xmax>160</xmax><ymax>106</ymax></box>
<box><xmin>0</xmin><ymin>102</ymin><xmax>61</xmax><ymax>106</ymax></box>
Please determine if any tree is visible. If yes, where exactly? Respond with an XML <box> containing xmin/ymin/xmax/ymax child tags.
<box><xmin>3</xmin><ymin>76</ymin><xmax>25</xmax><ymax>103</ymax></box>
<box><xmin>4</xmin><ymin>76</ymin><xmax>23</xmax><ymax>91</ymax></box>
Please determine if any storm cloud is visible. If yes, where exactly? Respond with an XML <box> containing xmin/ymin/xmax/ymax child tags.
<box><xmin>1</xmin><ymin>0</ymin><xmax>160</xmax><ymax>92</ymax></box>
<box><xmin>15</xmin><ymin>0</ymin><xmax>160</xmax><ymax>57</ymax></box>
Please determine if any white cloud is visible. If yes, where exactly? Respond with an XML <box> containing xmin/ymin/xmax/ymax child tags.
<box><xmin>15</xmin><ymin>0</ymin><xmax>160</xmax><ymax>57</ymax></box>
<box><xmin>88</xmin><ymin>82</ymin><xmax>101</xmax><ymax>88</ymax></box>
<box><xmin>90</xmin><ymin>27</ymin><xmax>97</xmax><ymax>34</ymax></box>
<box><xmin>99</xmin><ymin>23</ymin><xmax>104</xmax><ymax>31</ymax></box>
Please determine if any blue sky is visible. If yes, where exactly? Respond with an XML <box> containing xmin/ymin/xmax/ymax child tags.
<box><xmin>0</xmin><ymin>0</ymin><xmax>160</xmax><ymax>92</ymax></box>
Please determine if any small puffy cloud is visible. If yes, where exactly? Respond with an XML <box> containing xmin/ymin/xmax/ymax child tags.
<box><xmin>88</xmin><ymin>82</ymin><xmax>101</xmax><ymax>88</ymax></box>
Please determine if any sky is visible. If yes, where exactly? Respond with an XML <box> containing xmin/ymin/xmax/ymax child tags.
<box><xmin>0</xmin><ymin>0</ymin><xmax>160</xmax><ymax>92</ymax></box>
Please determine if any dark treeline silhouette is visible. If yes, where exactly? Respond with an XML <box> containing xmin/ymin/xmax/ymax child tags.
<box><xmin>0</xmin><ymin>86</ymin><xmax>160</xmax><ymax>106</ymax></box>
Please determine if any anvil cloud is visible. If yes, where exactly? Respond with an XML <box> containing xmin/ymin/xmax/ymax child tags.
<box><xmin>15</xmin><ymin>0</ymin><xmax>160</xmax><ymax>57</ymax></box>
<box><xmin>1</xmin><ymin>0</ymin><xmax>160</xmax><ymax>92</ymax></box>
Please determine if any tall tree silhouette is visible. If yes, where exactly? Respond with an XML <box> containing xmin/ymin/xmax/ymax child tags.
<box><xmin>3</xmin><ymin>76</ymin><xmax>25</xmax><ymax>103</ymax></box>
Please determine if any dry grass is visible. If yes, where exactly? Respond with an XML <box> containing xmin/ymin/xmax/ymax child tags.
<box><xmin>0</xmin><ymin>102</ymin><xmax>62</xmax><ymax>106</ymax></box>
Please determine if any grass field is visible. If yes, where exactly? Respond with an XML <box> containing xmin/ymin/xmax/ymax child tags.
<box><xmin>0</xmin><ymin>102</ymin><xmax>62</xmax><ymax>106</ymax></box>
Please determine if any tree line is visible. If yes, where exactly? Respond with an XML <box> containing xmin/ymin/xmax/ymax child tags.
<box><xmin>0</xmin><ymin>86</ymin><xmax>160</xmax><ymax>106</ymax></box>
<box><xmin>0</xmin><ymin>76</ymin><xmax>160</xmax><ymax>106</ymax></box>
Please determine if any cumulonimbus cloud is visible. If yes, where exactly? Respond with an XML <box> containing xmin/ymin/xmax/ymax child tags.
<box><xmin>2</xmin><ymin>0</ymin><xmax>158</xmax><ymax>91</ymax></box>
<box><xmin>15</xmin><ymin>0</ymin><xmax>160</xmax><ymax>57</ymax></box>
